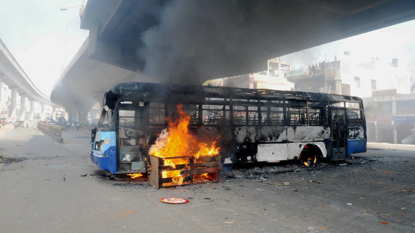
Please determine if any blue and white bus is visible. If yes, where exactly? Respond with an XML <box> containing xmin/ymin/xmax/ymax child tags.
<box><xmin>90</xmin><ymin>82</ymin><xmax>366</xmax><ymax>174</ymax></box>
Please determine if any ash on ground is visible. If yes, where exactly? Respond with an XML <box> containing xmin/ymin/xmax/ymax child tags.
<box><xmin>92</xmin><ymin>169</ymin><xmax>150</xmax><ymax>187</ymax></box>
<box><xmin>0</xmin><ymin>155</ymin><xmax>26</xmax><ymax>164</ymax></box>
<box><xmin>90</xmin><ymin>156</ymin><xmax>376</xmax><ymax>188</ymax></box>
<box><xmin>223</xmin><ymin>156</ymin><xmax>374</xmax><ymax>180</ymax></box>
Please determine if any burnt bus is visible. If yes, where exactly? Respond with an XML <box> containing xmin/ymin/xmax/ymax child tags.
<box><xmin>90</xmin><ymin>82</ymin><xmax>366</xmax><ymax>174</ymax></box>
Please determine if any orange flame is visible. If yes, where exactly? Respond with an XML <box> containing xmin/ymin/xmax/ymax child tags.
<box><xmin>150</xmin><ymin>104</ymin><xmax>219</xmax><ymax>159</ymax></box>
<box><xmin>127</xmin><ymin>173</ymin><xmax>143</xmax><ymax>179</ymax></box>
<box><xmin>149</xmin><ymin>104</ymin><xmax>220</xmax><ymax>185</ymax></box>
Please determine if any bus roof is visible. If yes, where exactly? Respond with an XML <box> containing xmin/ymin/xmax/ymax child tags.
<box><xmin>109</xmin><ymin>82</ymin><xmax>363</xmax><ymax>104</ymax></box>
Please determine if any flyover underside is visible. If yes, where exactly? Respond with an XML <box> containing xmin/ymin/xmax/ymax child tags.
<box><xmin>81</xmin><ymin>0</ymin><xmax>415</xmax><ymax>83</ymax></box>
<box><xmin>51</xmin><ymin>39</ymin><xmax>156</xmax><ymax>118</ymax></box>
<box><xmin>52</xmin><ymin>0</ymin><xmax>415</xmax><ymax>119</ymax></box>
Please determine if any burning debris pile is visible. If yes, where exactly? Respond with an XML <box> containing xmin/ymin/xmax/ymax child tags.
<box><xmin>149</xmin><ymin>104</ymin><xmax>221</xmax><ymax>188</ymax></box>
<box><xmin>127</xmin><ymin>173</ymin><xmax>144</xmax><ymax>179</ymax></box>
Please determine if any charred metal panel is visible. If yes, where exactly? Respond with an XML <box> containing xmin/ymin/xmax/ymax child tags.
<box><xmin>293</xmin><ymin>126</ymin><xmax>331</xmax><ymax>142</ymax></box>
<box><xmin>235</xmin><ymin>126</ymin><xmax>257</xmax><ymax>143</ymax></box>
<box><xmin>233</xmin><ymin>126</ymin><xmax>330</xmax><ymax>143</ymax></box>
<box><xmin>109</xmin><ymin>82</ymin><xmax>364</xmax><ymax>105</ymax></box>
<box><xmin>102</xmin><ymin>82</ymin><xmax>366</xmax><ymax>167</ymax></box>
<box><xmin>257</xmin><ymin>144</ymin><xmax>287</xmax><ymax>162</ymax></box>
<box><xmin>348</xmin><ymin>126</ymin><xmax>365</xmax><ymax>139</ymax></box>
<box><xmin>257</xmin><ymin>126</ymin><xmax>286</xmax><ymax>142</ymax></box>
<box><xmin>257</xmin><ymin>142</ymin><xmax>327</xmax><ymax>162</ymax></box>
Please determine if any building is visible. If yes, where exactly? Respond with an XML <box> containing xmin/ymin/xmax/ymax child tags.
<box><xmin>285</xmin><ymin>54</ymin><xmax>412</xmax><ymax>144</ymax></box>
<box><xmin>204</xmin><ymin>58</ymin><xmax>294</xmax><ymax>91</ymax></box>
<box><xmin>364</xmin><ymin>92</ymin><xmax>415</xmax><ymax>144</ymax></box>
<box><xmin>286</xmin><ymin>54</ymin><xmax>411</xmax><ymax>97</ymax></box>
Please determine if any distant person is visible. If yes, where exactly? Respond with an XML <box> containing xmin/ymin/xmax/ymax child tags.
<box><xmin>71</xmin><ymin>122</ymin><xmax>75</xmax><ymax>130</ymax></box>
<box><xmin>76</xmin><ymin>123</ymin><xmax>80</xmax><ymax>130</ymax></box>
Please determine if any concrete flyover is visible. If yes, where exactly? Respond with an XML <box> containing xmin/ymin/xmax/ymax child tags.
<box><xmin>51</xmin><ymin>38</ymin><xmax>155</xmax><ymax>124</ymax></box>
<box><xmin>0</xmin><ymin>33</ymin><xmax>57</xmax><ymax>121</ymax></box>
<box><xmin>51</xmin><ymin>0</ymin><xmax>415</xmax><ymax>121</ymax></box>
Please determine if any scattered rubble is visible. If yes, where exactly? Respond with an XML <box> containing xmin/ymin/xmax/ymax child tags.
<box><xmin>0</xmin><ymin>155</ymin><xmax>26</xmax><ymax>164</ymax></box>
<box><xmin>90</xmin><ymin>156</ymin><xmax>375</xmax><ymax>190</ymax></box>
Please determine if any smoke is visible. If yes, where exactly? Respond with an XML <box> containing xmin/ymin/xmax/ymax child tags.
<box><xmin>137</xmin><ymin>0</ymin><xmax>288</xmax><ymax>84</ymax></box>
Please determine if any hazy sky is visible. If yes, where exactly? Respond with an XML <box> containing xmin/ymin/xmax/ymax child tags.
<box><xmin>0</xmin><ymin>0</ymin><xmax>414</xmax><ymax>95</ymax></box>
<box><xmin>283</xmin><ymin>19</ymin><xmax>415</xmax><ymax>76</ymax></box>
<box><xmin>0</xmin><ymin>0</ymin><xmax>88</xmax><ymax>95</ymax></box>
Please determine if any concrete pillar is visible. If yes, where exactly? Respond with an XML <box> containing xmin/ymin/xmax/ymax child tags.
<box><xmin>393</xmin><ymin>123</ymin><xmax>398</xmax><ymax>144</ymax></box>
<box><xmin>28</xmin><ymin>99</ymin><xmax>35</xmax><ymax>120</ymax></box>
<box><xmin>67</xmin><ymin>108</ymin><xmax>77</xmax><ymax>123</ymax></box>
<box><xmin>374</xmin><ymin>122</ymin><xmax>379</xmax><ymax>143</ymax></box>
<box><xmin>41</xmin><ymin>104</ymin><xmax>45</xmax><ymax>120</ymax></box>
<box><xmin>78</xmin><ymin>107</ymin><xmax>89</xmax><ymax>125</ymax></box>
<box><xmin>52</xmin><ymin>107</ymin><xmax>56</xmax><ymax>120</ymax></box>
<box><xmin>392</xmin><ymin>97</ymin><xmax>397</xmax><ymax>115</ymax></box>
<box><xmin>9</xmin><ymin>87</ymin><xmax>17</xmax><ymax>119</ymax></box>
<box><xmin>19</xmin><ymin>93</ymin><xmax>27</xmax><ymax>120</ymax></box>
<box><xmin>0</xmin><ymin>75</ymin><xmax>3</xmax><ymax>114</ymax></box>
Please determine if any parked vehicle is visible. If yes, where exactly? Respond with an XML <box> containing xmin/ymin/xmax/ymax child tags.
<box><xmin>47</xmin><ymin>119</ymin><xmax>55</xmax><ymax>126</ymax></box>
<box><xmin>57</xmin><ymin>117</ymin><xmax>66</xmax><ymax>127</ymax></box>
<box><xmin>14</xmin><ymin>121</ymin><xmax>25</xmax><ymax>129</ymax></box>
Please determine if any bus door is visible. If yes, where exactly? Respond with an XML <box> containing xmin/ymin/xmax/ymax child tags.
<box><xmin>331</xmin><ymin>110</ymin><xmax>346</xmax><ymax>160</ymax></box>
<box><xmin>117</xmin><ymin>102</ymin><xmax>148</xmax><ymax>173</ymax></box>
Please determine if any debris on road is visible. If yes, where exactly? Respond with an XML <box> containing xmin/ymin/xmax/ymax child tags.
<box><xmin>160</xmin><ymin>197</ymin><xmax>189</xmax><ymax>204</ymax></box>
<box><xmin>311</xmin><ymin>180</ymin><xmax>323</xmax><ymax>184</ymax></box>
<box><xmin>347</xmin><ymin>203</ymin><xmax>353</xmax><ymax>206</ymax></box>
<box><xmin>284</xmin><ymin>182</ymin><xmax>290</xmax><ymax>186</ymax></box>
<box><xmin>80</xmin><ymin>174</ymin><xmax>87</xmax><ymax>177</ymax></box>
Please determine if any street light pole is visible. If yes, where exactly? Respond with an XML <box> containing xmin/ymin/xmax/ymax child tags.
<box><xmin>61</xmin><ymin>0</ymin><xmax>85</xmax><ymax>11</ymax></box>
<box><xmin>63</xmin><ymin>24</ymin><xmax>69</xmax><ymax>71</ymax></box>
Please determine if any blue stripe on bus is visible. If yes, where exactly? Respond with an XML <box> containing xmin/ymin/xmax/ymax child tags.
<box><xmin>90</xmin><ymin>131</ymin><xmax>117</xmax><ymax>174</ymax></box>
<box><xmin>347</xmin><ymin>139</ymin><xmax>366</xmax><ymax>158</ymax></box>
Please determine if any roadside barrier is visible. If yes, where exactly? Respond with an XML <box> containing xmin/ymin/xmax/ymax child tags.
<box><xmin>37</xmin><ymin>122</ymin><xmax>64</xmax><ymax>143</ymax></box>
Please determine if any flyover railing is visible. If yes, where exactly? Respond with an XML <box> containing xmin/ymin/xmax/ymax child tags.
<box><xmin>37</xmin><ymin>122</ymin><xmax>63</xmax><ymax>143</ymax></box>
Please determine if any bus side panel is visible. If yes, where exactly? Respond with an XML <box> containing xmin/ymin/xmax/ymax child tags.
<box><xmin>91</xmin><ymin>131</ymin><xmax>117</xmax><ymax>174</ymax></box>
<box><xmin>324</xmin><ymin>140</ymin><xmax>334</xmax><ymax>160</ymax></box>
<box><xmin>347</xmin><ymin>140</ymin><xmax>366</xmax><ymax>158</ymax></box>
<box><xmin>257</xmin><ymin>142</ymin><xmax>327</xmax><ymax>162</ymax></box>
<box><xmin>347</xmin><ymin>125</ymin><xmax>366</xmax><ymax>158</ymax></box>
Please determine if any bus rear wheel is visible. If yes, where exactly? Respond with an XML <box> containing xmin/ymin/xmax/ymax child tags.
<box><xmin>299</xmin><ymin>144</ymin><xmax>322</xmax><ymax>167</ymax></box>
<box><xmin>300</xmin><ymin>154</ymin><xmax>317</xmax><ymax>167</ymax></box>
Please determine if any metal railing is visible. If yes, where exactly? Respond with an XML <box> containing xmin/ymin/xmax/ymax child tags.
<box><xmin>37</xmin><ymin>122</ymin><xmax>63</xmax><ymax>138</ymax></box>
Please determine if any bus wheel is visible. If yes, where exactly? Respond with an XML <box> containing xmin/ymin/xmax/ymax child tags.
<box><xmin>300</xmin><ymin>153</ymin><xmax>317</xmax><ymax>167</ymax></box>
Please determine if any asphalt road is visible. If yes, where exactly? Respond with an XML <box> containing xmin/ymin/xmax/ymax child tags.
<box><xmin>0</xmin><ymin>125</ymin><xmax>414</xmax><ymax>233</ymax></box>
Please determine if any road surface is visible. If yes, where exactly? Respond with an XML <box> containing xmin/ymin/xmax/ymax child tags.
<box><xmin>0</xmin><ymin>125</ymin><xmax>414</xmax><ymax>232</ymax></box>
